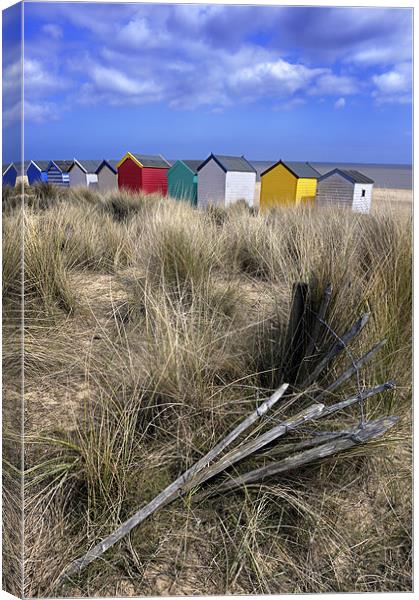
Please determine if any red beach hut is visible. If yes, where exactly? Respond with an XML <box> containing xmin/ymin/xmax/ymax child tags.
<box><xmin>117</xmin><ymin>152</ymin><xmax>171</xmax><ymax>194</ymax></box>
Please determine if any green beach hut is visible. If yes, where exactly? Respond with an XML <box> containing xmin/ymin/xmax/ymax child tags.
<box><xmin>167</xmin><ymin>160</ymin><xmax>203</xmax><ymax>205</ymax></box>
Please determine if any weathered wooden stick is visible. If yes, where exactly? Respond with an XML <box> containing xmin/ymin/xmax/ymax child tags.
<box><xmin>182</xmin><ymin>403</ymin><xmax>324</xmax><ymax>492</ymax></box>
<box><xmin>301</xmin><ymin>313</ymin><xmax>370</xmax><ymax>387</ymax></box>
<box><xmin>272</xmin><ymin>430</ymin><xmax>350</xmax><ymax>455</ymax></box>
<box><xmin>305</xmin><ymin>282</ymin><xmax>333</xmax><ymax>361</ymax></box>
<box><xmin>319</xmin><ymin>380</ymin><xmax>396</xmax><ymax>417</ymax></box>
<box><xmin>223</xmin><ymin>423</ymin><xmax>368</xmax><ymax>465</ymax></box>
<box><xmin>188</xmin><ymin>381</ymin><xmax>395</xmax><ymax>490</ymax></box>
<box><xmin>61</xmin><ymin>383</ymin><xmax>289</xmax><ymax>580</ymax></box>
<box><xmin>207</xmin><ymin>416</ymin><xmax>399</xmax><ymax>495</ymax></box>
<box><xmin>316</xmin><ymin>339</ymin><xmax>387</xmax><ymax>400</ymax></box>
<box><xmin>256</xmin><ymin>381</ymin><xmax>396</xmax><ymax>457</ymax></box>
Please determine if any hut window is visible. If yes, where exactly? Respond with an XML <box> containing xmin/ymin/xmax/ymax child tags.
<box><xmin>361</xmin><ymin>189</ymin><xmax>366</xmax><ymax>197</ymax></box>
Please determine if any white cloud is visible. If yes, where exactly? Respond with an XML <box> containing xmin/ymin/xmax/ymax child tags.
<box><xmin>116</xmin><ymin>16</ymin><xmax>170</xmax><ymax>49</ymax></box>
<box><xmin>90</xmin><ymin>64</ymin><xmax>161</xmax><ymax>96</ymax></box>
<box><xmin>24</xmin><ymin>100</ymin><xmax>59</xmax><ymax>123</ymax></box>
<box><xmin>24</xmin><ymin>58</ymin><xmax>70</xmax><ymax>95</ymax></box>
<box><xmin>42</xmin><ymin>23</ymin><xmax>63</xmax><ymax>40</ymax></box>
<box><xmin>3</xmin><ymin>61</ymin><xmax>22</xmax><ymax>127</ymax></box>
<box><xmin>3</xmin><ymin>60</ymin><xmax>21</xmax><ymax>92</ymax></box>
<box><xmin>25</xmin><ymin>59</ymin><xmax>53</xmax><ymax>89</ymax></box>
<box><xmin>3</xmin><ymin>101</ymin><xmax>22</xmax><ymax>127</ymax></box>
<box><xmin>350</xmin><ymin>46</ymin><xmax>401</xmax><ymax>66</ymax></box>
<box><xmin>334</xmin><ymin>97</ymin><xmax>346</xmax><ymax>109</ymax></box>
<box><xmin>372</xmin><ymin>62</ymin><xmax>412</xmax><ymax>104</ymax></box>
<box><xmin>24</xmin><ymin>6</ymin><xmax>363</xmax><ymax>112</ymax></box>
<box><xmin>230</xmin><ymin>59</ymin><xmax>326</xmax><ymax>97</ymax></box>
<box><xmin>311</xmin><ymin>73</ymin><xmax>357</xmax><ymax>96</ymax></box>
<box><xmin>372</xmin><ymin>63</ymin><xmax>411</xmax><ymax>95</ymax></box>
<box><xmin>172</xmin><ymin>4</ymin><xmax>224</xmax><ymax>28</ymax></box>
<box><xmin>20</xmin><ymin>4</ymin><xmax>412</xmax><ymax>117</ymax></box>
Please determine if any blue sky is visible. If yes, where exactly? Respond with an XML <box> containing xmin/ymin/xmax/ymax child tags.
<box><xmin>2</xmin><ymin>2</ymin><xmax>413</xmax><ymax>164</ymax></box>
<box><xmin>2</xmin><ymin>1</ymin><xmax>22</xmax><ymax>163</ymax></box>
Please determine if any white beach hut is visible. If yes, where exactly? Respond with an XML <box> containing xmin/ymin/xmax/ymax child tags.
<box><xmin>68</xmin><ymin>160</ymin><xmax>101</xmax><ymax>188</ymax></box>
<box><xmin>197</xmin><ymin>154</ymin><xmax>256</xmax><ymax>209</ymax></box>
<box><xmin>315</xmin><ymin>168</ymin><xmax>374</xmax><ymax>214</ymax></box>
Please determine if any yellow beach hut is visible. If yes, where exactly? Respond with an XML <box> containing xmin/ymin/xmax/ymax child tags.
<box><xmin>260</xmin><ymin>160</ymin><xmax>320</xmax><ymax>210</ymax></box>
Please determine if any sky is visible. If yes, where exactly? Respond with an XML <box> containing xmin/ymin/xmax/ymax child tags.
<box><xmin>2</xmin><ymin>2</ymin><xmax>413</xmax><ymax>164</ymax></box>
<box><xmin>2</xmin><ymin>1</ymin><xmax>22</xmax><ymax>163</ymax></box>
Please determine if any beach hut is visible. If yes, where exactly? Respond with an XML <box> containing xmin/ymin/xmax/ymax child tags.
<box><xmin>167</xmin><ymin>160</ymin><xmax>203</xmax><ymax>205</ymax></box>
<box><xmin>3</xmin><ymin>163</ymin><xmax>18</xmax><ymax>187</ymax></box>
<box><xmin>68</xmin><ymin>160</ymin><xmax>101</xmax><ymax>188</ymax></box>
<box><xmin>46</xmin><ymin>160</ymin><xmax>73</xmax><ymax>186</ymax></box>
<box><xmin>117</xmin><ymin>152</ymin><xmax>171</xmax><ymax>194</ymax></box>
<box><xmin>26</xmin><ymin>160</ymin><xmax>50</xmax><ymax>185</ymax></box>
<box><xmin>260</xmin><ymin>160</ymin><xmax>320</xmax><ymax>209</ymax></box>
<box><xmin>197</xmin><ymin>154</ymin><xmax>256</xmax><ymax>209</ymax></box>
<box><xmin>17</xmin><ymin>162</ymin><xmax>30</xmax><ymax>186</ymax></box>
<box><xmin>95</xmin><ymin>160</ymin><xmax>119</xmax><ymax>192</ymax></box>
<box><xmin>316</xmin><ymin>168</ymin><xmax>374</xmax><ymax>214</ymax></box>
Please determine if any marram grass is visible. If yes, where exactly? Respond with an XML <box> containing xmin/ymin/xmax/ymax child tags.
<box><xmin>2</xmin><ymin>185</ymin><xmax>412</xmax><ymax>596</ymax></box>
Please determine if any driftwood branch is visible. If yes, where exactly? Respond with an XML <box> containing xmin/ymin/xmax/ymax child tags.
<box><xmin>205</xmin><ymin>416</ymin><xmax>399</xmax><ymax>496</ymax></box>
<box><xmin>187</xmin><ymin>381</ymin><xmax>396</xmax><ymax>492</ymax></box>
<box><xmin>319</xmin><ymin>380</ymin><xmax>396</xmax><ymax>417</ymax></box>
<box><xmin>272</xmin><ymin>430</ymin><xmax>350</xmax><ymax>455</ymax></box>
<box><xmin>182</xmin><ymin>403</ymin><xmax>325</xmax><ymax>492</ymax></box>
<box><xmin>60</xmin><ymin>380</ymin><xmax>395</xmax><ymax>582</ymax></box>
<box><xmin>225</xmin><ymin>381</ymin><xmax>396</xmax><ymax>459</ymax></box>
<box><xmin>316</xmin><ymin>339</ymin><xmax>387</xmax><ymax>400</ymax></box>
<box><xmin>61</xmin><ymin>383</ymin><xmax>289</xmax><ymax>580</ymax></box>
<box><xmin>302</xmin><ymin>313</ymin><xmax>370</xmax><ymax>387</ymax></box>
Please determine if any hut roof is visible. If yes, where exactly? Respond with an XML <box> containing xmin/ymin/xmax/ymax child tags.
<box><xmin>95</xmin><ymin>160</ymin><xmax>119</xmax><ymax>174</ymax></box>
<box><xmin>2</xmin><ymin>162</ymin><xmax>15</xmax><ymax>175</ymax></box>
<box><xmin>72</xmin><ymin>159</ymin><xmax>103</xmax><ymax>174</ymax></box>
<box><xmin>319</xmin><ymin>168</ymin><xmax>374</xmax><ymax>184</ymax></box>
<box><xmin>11</xmin><ymin>161</ymin><xmax>32</xmax><ymax>175</ymax></box>
<box><xmin>198</xmin><ymin>154</ymin><xmax>256</xmax><ymax>173</ymax></box>
<box><xmin>180</xmin><ymin>159</ymin><xmax>204</xmax><ymax>174</ymax></box>
<box><xmin>30</xmin><ymin>160</ymin><xmax>50</xmax><ymax>171</ymax></box>
<box><xmin>261</xmin><ymin>160</ymin><xmax>321</xmax><ymax>179</ymax></box>
<box><xmin>131</xmin><ymin>154</ymin><xmax>171</xmax><ymax>168</ymax></box>
<box><xmin>51</xmin><ymin>160</ymin><xmax>74</xmax><ymax>173</ymax></box>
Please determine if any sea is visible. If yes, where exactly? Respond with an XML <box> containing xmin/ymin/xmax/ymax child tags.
<box><xmin>250</xmin><ymin>161</ymin><xmax>412</xmax><ymax>190</ymax></box>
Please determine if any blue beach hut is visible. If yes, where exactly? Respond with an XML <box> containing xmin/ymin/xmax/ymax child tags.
<box><xmin>27</xmin><ymin>160</ymin><xmax>50</xmax><ymax>185</ymax></box>
<box><xmin>46</xmin><ymin>160</ymin><xmax>73</xmax><ymax>186</ymax></box>
<box><xmin>2</xmin><ymin>163</ymin><xmax>17</xmax><ymax>187</ymax></box>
